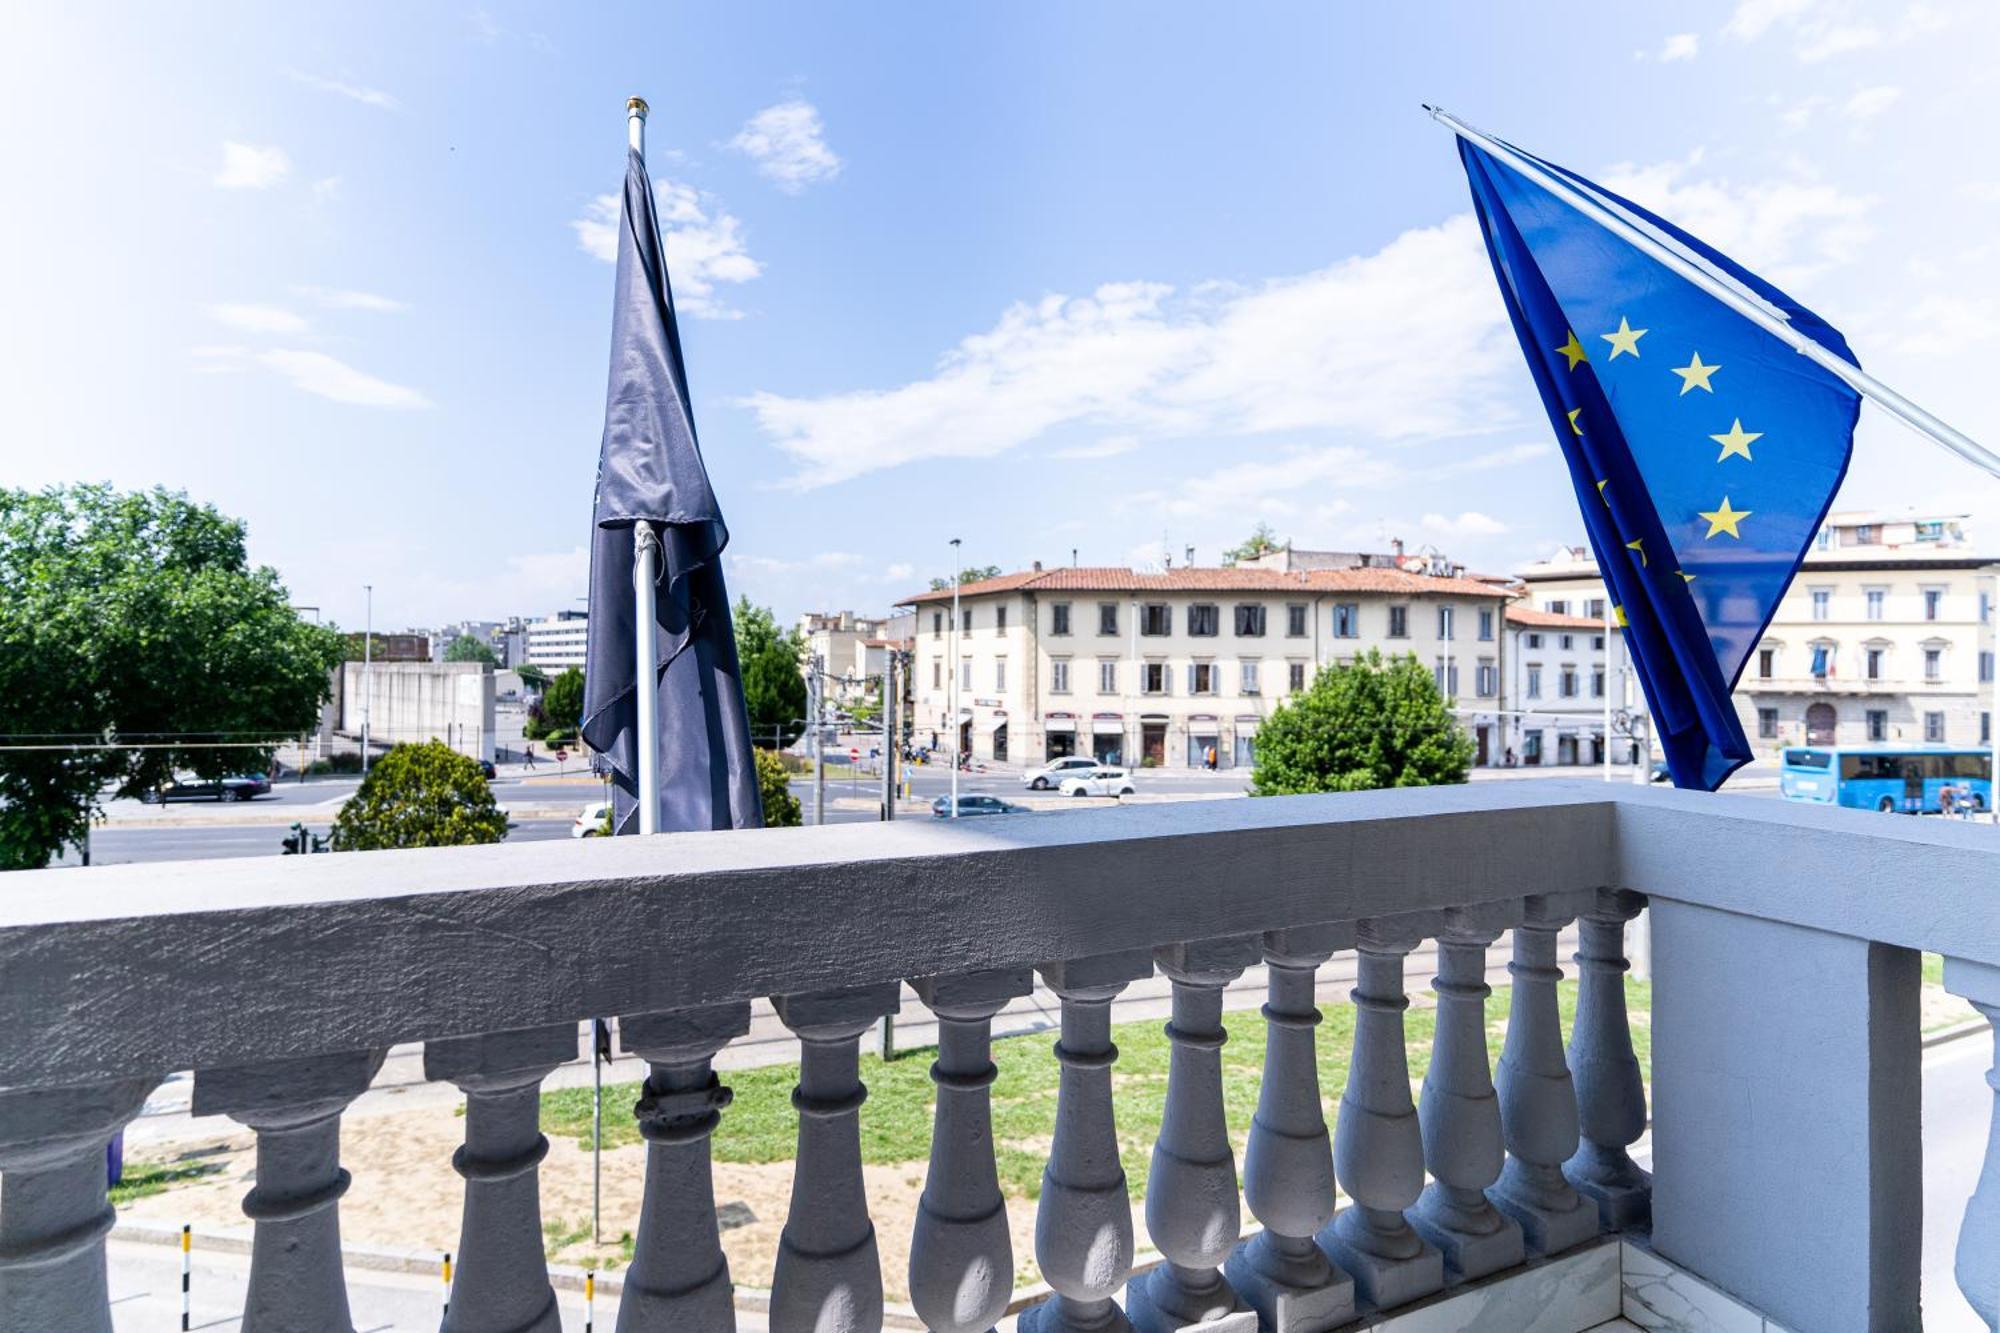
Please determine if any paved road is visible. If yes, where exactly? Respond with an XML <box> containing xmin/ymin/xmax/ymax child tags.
<box><xmin>1923</xmin><ymin>1034</ymin><xmax>1990</xmax><ymax>1330</ymax></box>
<box><xmin>71</xmin><ymin>817</ymin><xmax>577</xmax><ymax>866</ymax></box>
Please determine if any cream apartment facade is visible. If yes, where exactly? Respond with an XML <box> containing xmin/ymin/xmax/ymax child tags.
<box><xmin>898</xmin><ymin>563</ymin><xmax>1513</xmax><ymax>770</ymax></box>
<box><xmin>1517</xmin><ymin>512</ymin><xmax>1999</xmax><ymax>757</ymax></box>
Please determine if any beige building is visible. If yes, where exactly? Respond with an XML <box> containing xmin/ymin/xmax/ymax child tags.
<box><xmin>1517</xmin><ymin>512</ymin><xmax>1999</xmax><ymax>757</ymax></box>
<box><xmin>898</xmin><ymin>562</ymin><xmax>1513</xmax><ymax>770</ymax></box>
<box><xmin>798</xmin><ymin>611</ymin><xmax>899</xmax><ymax>706</ymax></box>
<box><xmin>1502</xmin><ymin>605</ymin><xmax>1627</xmax><ymax>767</ymax></box>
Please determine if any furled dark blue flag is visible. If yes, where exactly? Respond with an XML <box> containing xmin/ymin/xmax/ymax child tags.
<box><xmin>581</xmin><ymin>149</ymin><xmax>763</xmax><ymax>834</ymax></box>
<box><xmin>1453</xmin><ymin>134</ymin><xmax>1860</xmax><ymax>789</ymax></box>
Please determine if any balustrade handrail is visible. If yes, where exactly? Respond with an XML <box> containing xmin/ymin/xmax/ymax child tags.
<box><xmin>0</xmin><ymin>781</ymin><xmax>1994</xmax><ymax>1094</ymax></box>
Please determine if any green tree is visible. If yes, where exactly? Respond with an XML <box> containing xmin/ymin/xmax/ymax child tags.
<box><xmin>928</xmin><ymin>564</ymin><xmax>1003</xmax><ymax>591</ymax></box>
<box><xmin>1249</xmin><ymin>650</ymin><xmax>1473</xmax><ymax>795</ymax></box>
<box><xmin>0</xmin><ymin>485</ymin><xmax>346</xmax><ymax>870</ymax></box>
<box><xmin>755</xmin><ymin>748</ymin><xmax>802</xmax><ymax>827</ymax></box>
<box><xmin>444</xmin><ymin>635</ymin><xmax>499</xmax><ymax>667</ymax></box>
<box><xmin>537</xmin><ymin>667</ymin><xmax>585</xmax><ymax>739</ymax></box>
<box><xmin>1223</xmin><ymin>522</ymin><xmax>1286</xmax><ymax>565</ymax></box>
<box><xmin>330</xmin><ymin>740</ymin><xmax>509</xmax><ymax>850</ymax></box>
<box><xmin>515</xmin><ymin>663</ymin><xmax>551</xmax><ymax>693</ymax></box>
<box><xmin>735</xmin><ymin>598</ymin><xmax>807</xmax><ymax>746</ymax></box>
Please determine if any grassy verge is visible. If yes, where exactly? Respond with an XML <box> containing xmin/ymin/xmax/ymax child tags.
<box><xmin>543</xmin><ymin>977</ymin><xmax>1652</xmax><ymax>1201</ymax></box>
<box><xmin>109</xmin><ymin>1159</ymin><xmax>226</xmax><ymax>1206</ymax></box>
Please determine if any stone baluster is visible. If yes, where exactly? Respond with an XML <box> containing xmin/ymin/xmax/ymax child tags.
<box><xmin>1018</xmin><ymin>948</ymin><xmax>1155</xmax><ymax>1333</ymax></box>
<box><xmin>909</xmin><ymin>967</ymin><xmax>1034</xmax><ymax>1333</ymax></box>
<box><xmin>424</xmin><ymin>1024</ymin><xmax>577</xmax><ymax>1333</ymax></box>
<box><xmin>1564</xmin><ymin>889</ymin><xmax>1652</xmax><ymax>1231</ymax></box>
<box><xmin>1317</xmin><ymin>915</ymin><xmax>1443</xmax><ymax>1311</ymax></box>
<box><xmin>1226</xmin><ymin>925</ymin><xmax>1356</xmax><ymax>1332</ymax></box>
<box><xmin>770</xmin><ymin>983</ymin><xmax>899</xmax><ymax>1333</ymax></box>
<box><xmin>1409</xmin><ymin>904</ymin><xmax>1525</xmax><ymax>1282</ymax></box>
<box><xmin>0</xmin><ymin>1076</ymin><xmax>156</xmax><ymax>1333</ymax></box>
<box><xmin>1492</xmin><ymin>892</ymin><xmax>1599</xmax><ymax>1255</ymax></box>
<box><xmin>618</xmin><ymin>1003</ymin><xmax>751</xmax><ymax>1330</ymax></box>
<box><xmin>191</xmin><ymin>1048</ymin><xmax>387</xmax><ymax>1333</ymax></box>
<box><xmin>1127</xmin><ymin>936</ymin><xmax>1262</xmax><ymax>1333</ymax></box>
<box><xmin>1946</xmin><ymin>958</ymin><xmax>2000</xmax><ymax>1327</ymax></box>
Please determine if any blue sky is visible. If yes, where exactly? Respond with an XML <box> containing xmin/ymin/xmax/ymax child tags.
<box><xmin>5</xmin><ymin>1</ymin><xmax>1997</xmax><ymax>632</ymax></box>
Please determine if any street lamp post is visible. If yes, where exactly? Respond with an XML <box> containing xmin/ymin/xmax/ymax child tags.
<box><xmin>949</xmin><ymin>537</ymin><xmax>961</xmax><ymax>819</ymax></box>
<box><xmin>361</xmin><ymin>584</ymin><xmax>373</xmax><ymax>775</ymax></box>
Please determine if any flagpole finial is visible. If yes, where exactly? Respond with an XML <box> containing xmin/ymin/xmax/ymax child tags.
<box><xmin>627</xmin><ymin>96</ymin><xmax>649</xmax><ymax>118</ymax></box>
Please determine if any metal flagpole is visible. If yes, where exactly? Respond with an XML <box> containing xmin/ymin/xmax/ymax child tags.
<box><xmin>627</xmin><ymin>96</ymin><xmax>662</xmax><ymax>836</ymax></box>
<box><xmin>361</xmin><ymin>584</ymin><xmax>372</xmax><ymax>774</ymax></box>
<box><xmin>949</xmin><ymin>537</ymin><xmax>962</xmax><ymax>818</ymax></box>
<box><xmin>1425</xmin><ymin>105</ymin><xmax>2000</xmax><ymax>482</ymax></box>
<box><xmin>1603</xmin><ymin>598</ymin><xmax>1614</xmax><ymax>781</ymax></box>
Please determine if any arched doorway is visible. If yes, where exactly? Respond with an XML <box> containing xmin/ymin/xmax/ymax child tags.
<box><xmin>1806</xmin><ymin>702</ymin><xmax>1837</xmax><ymax>745</ymax></box>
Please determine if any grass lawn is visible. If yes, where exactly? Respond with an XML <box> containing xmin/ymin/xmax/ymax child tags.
<box><xmin>543</xmin><ymin>977</ymin><xmax>1652</xmax><ymax>1203</ymax></box>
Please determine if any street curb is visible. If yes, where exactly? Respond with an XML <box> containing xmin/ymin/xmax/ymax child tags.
<box><xmin>1923</xmin><ymin>1017</ymin><xmax>1988</xmax><ymax>1050</ymax></box>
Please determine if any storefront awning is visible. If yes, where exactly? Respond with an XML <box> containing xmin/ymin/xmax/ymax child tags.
<box><xmin>1044</xmin><ymin>717</ymin><xmax>1076</xmax><ymax>733</ymax></box>
<box><xmin>982</xmin><ymin>714</ymin><xmax>1009</xmax><ymax>732</ymax></box>
<box><xmin>1091</xmin><ymin>718</ymin><xmax>1124</xmax><ymax>734</ymax></box>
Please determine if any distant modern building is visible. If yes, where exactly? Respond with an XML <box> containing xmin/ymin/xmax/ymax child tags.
<box><xmin>432</xmin><ymin>619</ymin><xmax>528</xmax><ymax>667</ymax></box>
<box><xmin>1516</xmin><ymin>511</ymin><xmax>1999</xmax><ymax>756</ymax></box>
<box><xmin>523</xmin><ymin>611</ymin><xmax>590</xmax><ymax>672</ymax></box>
<box><xmin>1501</xmin><ymin>604</ymin><xmax>1627</xmax><ymax>767</ymax></box>
<box><xmin>345</xmin><ymin>631</ymin><xmax>430</xmax><ymax>663</ymax></box>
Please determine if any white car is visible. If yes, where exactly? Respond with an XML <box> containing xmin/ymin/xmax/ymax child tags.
<box><xmin>572</xmin><ymin>801</ymin><xmax>611</xmax><ymax>838</ymax></box>
<box><xmin>1023</xmin><ymin>755</ymin><xmax>1103</xmax><ymax>790</ymax></box>
<box><xmin>1059</xmin><ymin>768</ymin><xmax>1135</xmax><ymax>798</ymax></box>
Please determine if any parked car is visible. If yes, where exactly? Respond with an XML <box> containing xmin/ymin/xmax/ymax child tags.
<box><xmin>478</xmin><ymin>759</ymin><xmax>497</xmax><ymax>780</ymax></box>
<box><xmin>140</xmin><ymin>772</ymin><xmax>271</xmax><ymax>803</ymax></box>
<box><xmin>572</xmin><ymin>801</ymin><xmax>611</xmax><ymax>838</ymax></box>
<box><xmin>1022</xmin><ymin>755</ymin><xmax>1102</xmax><ymax>790</ymax></box>
<box><xmin>930</xmin><ymin>794</ymin><xmax>1031</xmax><ymax>818</ymax></box>
<box><xmin>1059</xmin><ymin>768</ymin><xmax>1135</xmax><ymax>798</ymax></box>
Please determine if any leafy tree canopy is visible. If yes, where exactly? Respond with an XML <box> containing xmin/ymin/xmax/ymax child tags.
<box><xmin>0</xmin><ymin>485</ymin><xmax>345</xmax><ymax>869</ymax></box>
<box><xmin>735</xmin><ymin>598</ymin><xmax>807</xmax><ymax>745</ymax></box>
<box><xmin>1249</xmin><ymin>650</ymin><xmax>1473</xmax><ymax>795</ymax></box>
<box><xmin>530</xmin><ymin>666</ymin><xmax>585</xmax><ymax>740</ymax></box>
<box><xmin>444</xmin><ymin>635</ymin><xmax>499</xmax><ymax>667</ymax></box>
<box><xmin>928</xmin><ymin>564</ymin><xmax>1003</xmax><ymax>592</ymax></box>
<box><xmin>515</xmin><ymin>663</ymin><xmax>551</xmax><ymax>693</ymax></box>
<box><xmin>330</xmin><ymin>740</ymin><xmax>509</xmax><ymax>850</ymax></box>
<box><xmin>755</xmin><ymin>748</ymin><xmax>802</xmax><ymax>828</ymax></box>
<box><xmin>1223</xmin><ymin>522</ymin><xmax>1286</xmax><ymax>566</ymax></box>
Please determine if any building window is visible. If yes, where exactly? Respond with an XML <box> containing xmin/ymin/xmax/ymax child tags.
<box><xmin>933</xmin><ymin>611</ymin><xmax>943</xmax><ymax>639</ymax></box>
<box><xmin>1982</xmin><ymin>591</ymin><xmax>1992</xmax><ymax>623</ymax></box>
<box><xmin>963</xmin><ymin>609</ymin><xmax>974</xmax><ymax>633</ymax></box>
<box><xmin>1592</xmin><ymin>667</ymin><xmax>1605</xmax><ymax>698</ymax></box>
<box><xmin>1758</xmin><ymin>707</ymin><xmax>1779</xmax><ymax>739</ymax></box>
<box><xmin>1438</xmin><ymin>606</ymin><xmax>1455</xmax><ymax>640</ymax></box>
<box><xmin>1865</xmin><ymin>589</ymin><xmax>1885</xmax><ymax>621</ymax></box>
<box><xmin>996</xmin><ymin>606</ymin><xmax>1007</xmax><ymax>633</ymax></box>
<box><xmin>1586</xmin><ymin>598</ymin><xmax>1606</xmax><ymax>620</ymax></box>
<box><xmin>1816</xmin><ymin>527</ymin><xmax>1833</xmax><ymax>550</ymax></box>
<box><xmin>1526</xmin><ymin>665</ymin><xmax>1543</xmax><ymax>699</ymax></box>
<box><xmin>1188</xmin><ymin>604</ymin><xmax>1220</xmax><ymax>637</ymax></box>
<box><xmin>1051</xmin><ymin>659</ymin><xmax>1070</xmax><ymax>693</ymax></box>
<box><xmin>1548</xmin><ymin>599</ymin><xmax>1569</xmax><ymax>615</ymax></box>
<box><xmin>1984</xmin><ymin>711</ymin><xmax>1992</xmax><ymax>744</ymax></box>
<box><xmin>1052</xmin><ymin>603</ymin><xmax>1071</xmax><ymax>636</ymax></box>
<box><xmin>1865</xmin><ymin>647</ymin><xmax>1884</xmax><ymax>680</ymax></box>
<box><xmin>1388</xmin><ymin>606</ymin><xmax>1409</xmax><ymax>638</ymax></box>
<box><xmin>1926</xmin><ymin>711</ymin><xmax>1945</xmax><ymax>743</ymax></box>
<box><xmin>994</xmin><ymin>658</ymin><xmax>1007</xmax><ymax>691</ymax></box>
<box><xmin>1288</xmin><ymin>661</ymin><xmax>1307</xmax><ymax>692</ymax></box>
<box><xmin>1810</xmin><ymin>644</ymin><xmax>1831</xmax><ymax>678</ymax></box>
<box><xmin>1982</xmin><ymin>650</ymin><xmax>1995</xmax><ymax>684</ymax></box>
<box><xmin>1477</xmin><ymin>661</ymin><xmax>1497</xmax><ymax>697</ymax></box>
<box><xmin>1240</xmin><ymin>660</ymin><xmax>1261</xmax><ymax>694</ymax></box>
<box><xmin>1333</xmin><ymin>604</ymin><xmax>1360</xmax><ymax>638</ymax></box>
<box><xmin>1525</xmin><ymin>632</ymin><xmax>1543</xmax><ymax>650</ymax></box>
<box><xmin>960</xmin><ymin>659</ymin><xmax>972</xmax><ymax>690</ymax></box>
<box><xmin>1099</xmin><ymin>602</ymin><xmax>1119</xmax><ymax>636</ymax></box>
<box><xmin>1924</xmin><ymin>588</ymin><xmax>1944</xmax><ymax>622</ymax></box>
<box><xmin>1479</xmin><ymin>607</ymin><xmax>1495</xmax><ymax>641</ymax></box>
<box><xmin>1758</xmin><ymin>647</ymin><xmax>1775</xmax><ymax>679</ymax></box>
<box><xmin>1098</xmin><ymin>660</ymin><xmax>1117</xmax><ymax>694</ymax></box>
<box><xmin>1234</xmin><ymin>604</ymin><xmax>1266</xmax><ymax>637</ymax></box>
<box><xmin>1855</xmin><ymin>524</ymin><xmax>1877</xmax><ymax>545</ymax></box>
<box><xmin>1925</xmin><ymin>647</ymin><xmax>1943</xmax><ymax>682</ymax></box>
<box><xmin>1286</xmin><ymin>604</ymin><xmax>1308</xmax><ymax>637</ymax></box>
<box><xmin>1143</xmin><ymin>662</ymin><xmax>1169</xmax><ymax>694</ymax></box>
<box><xmin>1594</xmin><ymin>634</ymin><xmax>1606</xmax><ymax>650</ymax></box>
<box><xmin>1560</xmin><ymin>666</ymin><xmax>1578</xmax><ymax>698</ymax></box>
<box><xmin>1189</xmin><ymin>662</ymin><xmax>1217</xmax><ymax>694</ymax></box>
<box><xmin>1811</xmin><ymin>589</ymin><xmax>1830</xmax><ymax>621</ymax></box>
<box><xmin>1559</xmin><ymin>633</ymin><xmax>1574</xmax><ymax>651</ymax></box>
<box><xmin>1917</xmin><ymin>520</ymin><xmax>1946</xmax><ymax>542</ymax></box>
<box><xmin>1867</xmin><ymin>709</ymin><xmax>1888</xmax><ymax>741</ymax></box>
<box><xmin>933</xmin><ymin>660</ymin><xmax>942</xmax><ymax>689</ymax></box>
<box><xmin>1141</xmin><ymin>604</ymin><xmax>1172</xmax><ymax>636</ymax></box>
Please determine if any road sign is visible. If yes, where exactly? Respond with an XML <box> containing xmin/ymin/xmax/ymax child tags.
<box><xmin>556</xmin><ymin>747</ymin><xmax>569</xmax><ymax>763</ymax></box>
<box><xmin>848</xmin><ymin>747</ymin><xmax>859</xmax><ymax>763</ymax></box>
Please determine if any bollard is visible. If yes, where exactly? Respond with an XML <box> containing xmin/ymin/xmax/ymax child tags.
<box><xmin>585</xmin><ymin>1268</ymin><xmax>596</xmax><ymax>1332</ymax></box>
<box><xmin>180</xmin><ymin>1225</ymin><xmax>191</xmax><ymax>1331</ymax></box>
<box><xmin>440</xmin><ymin>1251</ymin><xmax>452</xmax><ymax>1325</ymax></box>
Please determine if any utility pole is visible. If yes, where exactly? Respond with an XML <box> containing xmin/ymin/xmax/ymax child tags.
<box><xmin>1602</xmin><ymin>598</ymin><xmax>1614</xmax><ymax>782</ymax></box>
<box><xmin>949</xmin><ymin>537</ymin><xmax>962</xmax><ymax>819</ymax></box>
<box><xmin>880</xmin><ymin>653</ymin><xmax>897</xmax><ymax>821</ymax></box>
<box><xmin>361</xmin><ymin>584</ymin><xmax>373</xmax><ymax>774</ymax></box>
<box><xmin>810</xmin><ymin>653</ymin><xmax>825</xmax><ymax>826</ymax></box>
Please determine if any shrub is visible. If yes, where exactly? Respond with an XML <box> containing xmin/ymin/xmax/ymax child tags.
<box><xmin>330</xmin><ymin>740</ymin><xmax>509</xmax><ymax>850</ymax></box>
<box><xmin>756</xmin><ymin>748</ymin><xmax>801</xmax><ymax>828</ymax></box>
<box><xmin>1250</xmin><ymin>649</ymin><xmax>1473</xmax><ymax>794</ymax></box>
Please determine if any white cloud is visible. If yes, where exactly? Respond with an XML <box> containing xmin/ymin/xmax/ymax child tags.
<box><xmin>1798</xmin><ymin>24</ymin><xmax>1881</xmax><ymax>60</ymax></box>
<box><xmin>287</xmin><ymin>70</ymin><xmax>399</xmax><ymax>110</ymax></box>
<box><xmin>1421</xmin><ymin>510</ymin><xmax>1509</xmax><ymax>537</ymax></box>
<box><xmin>214</xmin><ymin>142</ymin><xmax>290</xmax><ymax>189</ymax></box>
<box><xmin>207</xmin><ymin>303</ymin><xmax>309</xmax><ymax>334</ymax></box>
<box><xmin>571</xmin><ymin>181</ymin><xmax>762</xmax><ymax>318</ymax></box>
<box><xmin>311</xmin><ymin>176</ymin><xmax>342</xmax><ymax>203</ymax></box>
<box><xmin>1598</xmin><ymin>151</ymin><xmax>1874</xmax><ymax>283</ymax></box>
<box><xmin>1723</xmin><ymin>0</ymin><xmax>1813</xmax><ymax>41</ymax></box>
<box><xmin>1660</xmin><ymin>32</ymin><xmax>1700</xmax><ymax>61</ymax></box>
<box><xmin>730</xmin><ymin>100</ymin><xmax>842</xmax><ymax>193</ymax></box>
<box><xmin>200</xmin><ymin>347</ymin><xmax>430</xmax><ymax>408</ymax></box>
<box><xmin>1051</xmin><ymin>435</ymin><xmax>1141</xmax><ymax>460</ymax></box>
<box><xmin>1882</xmin><ymin>294</ymin><xmax>2000</xmax><ymax>359</ymax></box>
<box><xmin>295</xmin><ymin>286</ymin><xmax>408</xmax><ymax>313</ymax></box>
<box><xmin>1843</xmin><ymin>85</ymin><xmax>1902</xmax><ymax>120</ymax></box>
<box><xmin>883</xmin><ymin>562</ymin><xmax>915</xmax><ymax>582</ymax></box>
<box><xmin>1727</xmin><ymin>0</ymin><xmax>1948</xmax><ymax>60</ymax></box>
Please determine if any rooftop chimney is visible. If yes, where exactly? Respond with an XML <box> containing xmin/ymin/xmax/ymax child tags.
<box><xmin>1391</xmin><ymin>537</ymin><xmax>1405</xmax><ymax>559</ymax></box>
<box><xmin>1032</xmin><ymin>559</ymin><xmax>1042</xmax><ymax>572</ymax></box>
<box><xmin>1185</xmin><ymin>545</ymin><xmax>1195</xmax><ymax>567</ymax></box>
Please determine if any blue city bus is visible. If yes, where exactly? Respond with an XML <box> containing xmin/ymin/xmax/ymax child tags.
<box><xmin>1780</xmin><ymin>745</ymin><xmax>1992</xmax><ymax>814</ymax></box>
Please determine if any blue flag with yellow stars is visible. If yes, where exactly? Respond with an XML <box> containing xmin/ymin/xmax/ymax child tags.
<box><xmin>1454</xmin><ymin>136</ymin><xmax>1860</xmax><ymax>790</ymax></box>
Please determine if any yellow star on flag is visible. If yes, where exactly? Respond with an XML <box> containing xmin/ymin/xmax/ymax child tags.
<box><xmin>1678</xmin><ymin>570</ymin><xmax>1697</xmax><ymax>584</ymax></box>
<box><xmin>1556</xmin><ymin>331</ymin><xmax>1587</xmax><ymax>370</ymax></box>
<box><xmin>1613</xmin><ymin>604</ymin><xmax>1630</xmax><ymax>627</ymax></box>
<box><xmin>1698</xmin><ymin>497</ymin><xmax>1751</xmax><ymax>540</ymax></box>
<box><xmin>1567</xmin><ymin>407</ymin><xmax>1584</xmax><ymax>436</ymax></box>
<box><xmin>1601</xmin><ymin>316</ymin><xmax>1647</xmax><ymax>360</ymax></box>
<box><xmin>1625</xmin><ymin>537</ymin><xmax>1647</xmax><ymax>567</ymax></box>
<box><xmin>1672</xmin><ymin>353</ymin><xmax>1720</xmax><ymax>394</ymax></box>
<box><xmin>1711</xmin><ymin>419</ymin><xmax>1761</xmax><ymax>462</ymax></box>
<box><xmin>1596</xmin><ymin>479</ymin><xmax>1610</xmax><ymax>505</ymax></box>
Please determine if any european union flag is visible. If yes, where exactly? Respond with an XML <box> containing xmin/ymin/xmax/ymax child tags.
<box><xmin>1452</xmin><ymin>131</ymin><xmax>1861</xmax><ymax>789</ymax></box>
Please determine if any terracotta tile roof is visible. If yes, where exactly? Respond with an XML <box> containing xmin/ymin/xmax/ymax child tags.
<box><xmin>898</xmin><ymin>565</ymin><xmax>1513</xmax><ymax>605</ymax></box>
<box><xmin>1505</xmin><ymin>605</ymin><xmax>1607</xmax><ymax>630</ymax></box>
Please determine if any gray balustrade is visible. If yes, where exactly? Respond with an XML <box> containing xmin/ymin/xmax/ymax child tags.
<box><xmin>1492</xmin><ymin>892</ymin><xmax>1599</xmax><ymax>1255</ymax></box>
<box><xmin>909</xmin><ymin>967</ymin><xmax>1033</xmax><ymax>1333</ymax></box>
<box><xmin>0</xmin><ymin>1077</ymin><xmax>155</xmax><ymax>1333</ymax></box>
<box><xmin>191</xmin><ymin>1049</ymin><xmax>387</xmax><ymax>1333</ymax></box>
<box><xmin>1127</xmin><ymin>935</ymin><xmax>1262</xmax><ymax>1333</ymax></box>
<box><xmin>1564</xmin><ymin>889</ymin><xmax>1652</xmax><ymax>1230</ymax></box>
<box><xmin>425</xmin><ymin>1024</ymin><xmax>576</xmax><ymax>1333</ymax></box>
<box><xmin>1226</xmin><ymin>925</ymin><xmax>1356</xmax><ymax>1332</ymax></box>
<box><xmin>1410</xmin><ymin>904</ymin><xmax>1524</xmax><ymax>1281</ymax></box>
<box><xmin>1947</xmin><ymin>958</ymin><xmax>2000</xmax><ymax>1328</ymax></box>
<box><xmin>1018</xmin><ymin>948</ymin><xmax>1155</xmax><ymax>1333</ymax></box>
<box><xmin>1318</xmin><ymin>915</ymin><xmax>1444</xmax><ymax>1309</ymax></box>
<box><xmin>770</xmin><ymin>983</ymin><xmax>899</xmax><ymax>1333</ymax></box>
